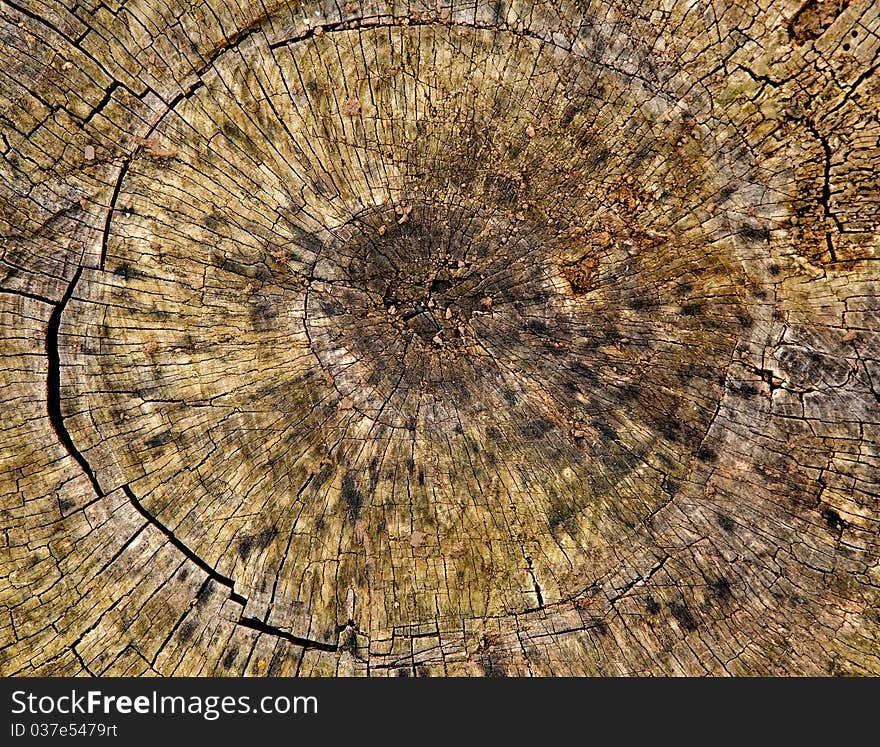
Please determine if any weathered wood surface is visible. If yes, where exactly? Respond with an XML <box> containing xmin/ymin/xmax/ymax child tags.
<box><xmin>1</xmin><ymin>0</ymin><xmax>878</xmax><ymax>676</ymax></box>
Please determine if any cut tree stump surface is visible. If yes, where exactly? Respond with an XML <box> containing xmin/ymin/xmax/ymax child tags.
<box><xmin>1</xmin><ymin>0</ymin><xmax>878</xmax><ymax>676</ymax></box>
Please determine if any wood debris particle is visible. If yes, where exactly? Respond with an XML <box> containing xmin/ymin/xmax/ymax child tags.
<box><xmin>395</xmin><ymin>203</ymin><xmax>413</xmax><ymax>224</ymax></box>
<box><xmin>140</xmin><ymin>138</ymin><xmax>176</xmax><ymax>159</ymax></box>
<box><xmin>449</xmin><ymin>542</ymin><xmax>468</xmax><ymax>558</ymax></box>
<box><xmin>342</xmin><ymin>96</ymin><xmax>361</xmax><ymax>116</ymax></box>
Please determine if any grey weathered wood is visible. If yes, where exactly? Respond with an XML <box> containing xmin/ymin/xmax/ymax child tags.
<box><xmin>1</xmin><ymin>0</ymin><xmax>878</xmax><ymax>676</ymax></box>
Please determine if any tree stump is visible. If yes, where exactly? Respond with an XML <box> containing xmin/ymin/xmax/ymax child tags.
<box><xmin>1</xmin><ymin>0</ymin><xmax>878</xmax><ymax>676</ymax></box>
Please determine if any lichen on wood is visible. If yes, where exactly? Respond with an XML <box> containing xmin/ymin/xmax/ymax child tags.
<box><xmin>1</xmin><ymin>0</ymin><xmax>879</xmax><ymax>676</ymax></box>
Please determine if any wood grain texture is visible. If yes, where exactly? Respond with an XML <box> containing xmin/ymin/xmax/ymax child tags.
<box><xmin>1</xmin><ymin>0</ymin><xmax>878</xmax><ymax>676</ymax></box>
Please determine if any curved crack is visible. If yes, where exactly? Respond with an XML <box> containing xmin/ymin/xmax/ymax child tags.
<box><xmin>45</xmin><ymin>267</ymin><xmax>103</xmax><ymax>497</ymax></box>
<box><xmin>44</xmin><ymin>273</ymin><xmax>339</xmax><ymax>653</ymax></box>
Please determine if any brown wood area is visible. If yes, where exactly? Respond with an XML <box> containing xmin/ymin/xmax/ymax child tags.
<box><xmin>1</xmin><ymin>0</ymin><xmax>878</xmax><ymax>676</ymax></box>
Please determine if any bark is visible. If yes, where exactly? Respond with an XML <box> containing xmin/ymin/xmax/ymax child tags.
<box><xmin>0</xmin><ymin>0</ymin><xmax>878</xmax><ymax>677</ymax></box>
